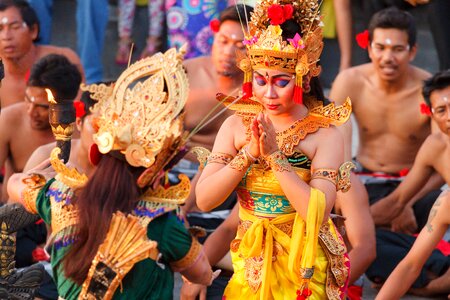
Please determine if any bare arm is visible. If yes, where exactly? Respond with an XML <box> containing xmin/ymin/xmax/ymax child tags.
<box><xmin>376</xmin><ymin>191</ymin><xmax>450</xmax><ymax>299</ymax></box>
<box><xmin>203</xmin><ymin>204</ymin><xmax>238</xmax><ymax>266</ymax></box>
<box><xmin>23</xmin><ymin>143</ymin><xmax>55</xmax><ymax>172</ymax></box>
<box><xmin>333</xmin><ymin>0</ymin><xmax>352</xmax><ymax>71</ymax></box>
<box><xmin>196</xmin><ymin>116</ymin><xmax>257</xmax><ymax>211</ymax></box>
<box><xmin>337</xmin><ymin>174</ymin><xmax>376</xmax><ymax>284</ymax></box>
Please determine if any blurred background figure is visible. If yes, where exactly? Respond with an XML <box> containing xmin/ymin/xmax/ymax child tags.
<box><xmin>115</xmin><ymin>0</ymin><xmax>165</xmax><ymax>65</ymax></box>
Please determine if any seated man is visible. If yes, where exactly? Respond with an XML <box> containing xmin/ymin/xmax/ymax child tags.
<box><xmin>368</xmin><ymin>70</ymin><xmax>450</xmax><ymax>296</ymax></box>
<box><xmin>330</xmin><ymin>7</ymin><xmax>442</xmax><ymax>234</ymax></box>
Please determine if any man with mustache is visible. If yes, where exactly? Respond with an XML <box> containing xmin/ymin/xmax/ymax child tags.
<box><xmin>330</xmin><ymin>6</ymin><xmax>442</xmax><ymax>234</ymax></box>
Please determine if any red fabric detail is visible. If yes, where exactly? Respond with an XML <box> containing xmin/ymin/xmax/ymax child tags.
<box><xmin>347</xmin><ymin>285</ymin><xmax>363</xmax><ymax>300</ymax></box>
<box><xmin>398</xmin><ymin>168</ymin><xmax>409</xmax><ymax>177</ymax></box>
<box><xmin>35</xmin><ymin>219</ymin><xmax>44</xmax><ymax>225</ymax></box>
<box><xmin>89</xmin><ymin>143</ymin><xmax>102</xmax><ymax>166</ymax></box>
<box><xmin>420</xmin><ymin>103</ymin><xmax>432</xmax><ymax>116</ymax></box>
<box><xmin>242</xmin><ymin>81</ymin><xmax>252</xmax><ymax>99</ymax></box>
<box><xmin>24</xmin><ymin>69</ymin><xmax>31</xmax><ymax>82</ymax></box>
<box><xmin>209</xmin><ymin>19</ymin><xmax>220</xmax><ymax>33</ymax></box>
<box><xmin>293</xmin><ymin>85</ymin><xmax>303</xmax><ymax>105</ymax></box>
<box><xmin>73</xmin><ymin>100</ymin><xmax>86</xmax><ymax>118</ymax></box>
<box><xmin>356</xmin><ymin>30</ymin><xmax>369</xmax><ymax>50</ymax></box>
<box><xmin>32</xmin><ymin>247</ymin><xmax>50</xmax><ymax>262</ymax></box>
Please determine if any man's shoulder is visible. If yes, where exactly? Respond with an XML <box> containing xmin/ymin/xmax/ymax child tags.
<box><xmin>36</xmin><ymin>45</ymin><xmax>80</xmax><ymax>62</ymax></box>
<box><xmin>329</xmin><ymin>64</ymin><xmax>371</xmax><ymax>103</ymax></box>
<box><xmin>0</xmin><ymin>102</ymin><xmax>26</xmax><ymax>120</ymax></box>
<box><xmin>409</xmin><ymin>65</ymin><xmax>432</xmax><ymax>81</ymax></box>
<box><xmin>184</xmin><ymin>56</ymin><xmax>211</xmax><ymax>70</ymax></box>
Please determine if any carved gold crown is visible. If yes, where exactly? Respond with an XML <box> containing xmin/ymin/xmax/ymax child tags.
<box><xmin>82</xmin><ymin>47</ymin><xmax>189</xmax><ymax>188</ymax></box>
<box><xmin>240</xmin><ymin>0</ymin><xmax>323</xmax><ymax>76</ymax></box>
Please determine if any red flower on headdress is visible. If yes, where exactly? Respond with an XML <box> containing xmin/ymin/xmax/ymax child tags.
<box><xmin>268</xmin><ymin>4</ymin><xmax>293</xmax><ymax>26</ymax></box>
<box><xmin>32</xmin><ymin>247</ymin><xmax>50</xmax><ymax>262</ymax></box>
<box><xmin>420</xmin><ymin>103</ymin><xmax>432</xmax><ymax>116</ymax></box>
<box><xmin>73</xmin><ymin>100</ymin><xmax>86</xmax><ymax>118</ymax></box>
<box><xmin>209</xmin><ymin>19</ymin><xmax>220</xmax><ymax>33</ymax></box>
<box><xmin>356</xmin><ymin>30</ymin><xmax>369</xmax><ymax>49</ymax></box>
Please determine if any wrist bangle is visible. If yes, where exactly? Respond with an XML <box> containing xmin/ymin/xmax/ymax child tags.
<box><xmin>243</xmin><ymin>146</ymin><xmax>257</xmax><ymax>162</ymax></box>
<box><xmin>264</xmin><ymin>150</ymin><xmax>291</xmax><ymax>172</ymax></box>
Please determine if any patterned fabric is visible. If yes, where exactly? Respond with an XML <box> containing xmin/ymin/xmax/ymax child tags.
<box><xmin>118</xmin><ymin>0</ymin><xmax>165</xmax><ymax>38</ymax></box>
<box><xmin>166</xmin><ymin>0</ymin><xmax>232</xmax><ymax>58</ymax></box>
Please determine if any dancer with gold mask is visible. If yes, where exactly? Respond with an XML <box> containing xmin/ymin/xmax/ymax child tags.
<box><xmin>6</xmin><ymin>47</ymin><xmax>217</xmax><ymax>300</ymax></box>
<box><xmin>195</xmin><ymin>0</ymin><xmax>353</xmax><ymax>299</ymax></box>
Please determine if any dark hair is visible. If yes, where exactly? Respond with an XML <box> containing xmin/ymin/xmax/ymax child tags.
<box><xmin>422</xmin><ymin>69</ymin><xmax>450</xmax><ymax>107</ymax></box>
<box><xmin>0</xmin><ymin>0</ymin><xmax>40</xmax><ymax>42</ymax></box>
<box><xmin>63</xmin><ymin>154</ymin><xmax>145</xmax><ymax>284</ymax></box>
<box><xmin>280</xmin><ymin>19</ymin><xmax>302</xmax><ymax>41</ymax></box>
<box><xmin>368</xmin><ymin>7</ymin><xmax>416</xmax><ymax>48</ymax></box>
<box><xmin>27</xmin><ymin>54</ymin><xmax>82</xmax><ymax>101</ymax></box>
<box><xmin>219</xmin><ymin>4</ymin><xmax>253</xmax><ymax>25</ymax></box>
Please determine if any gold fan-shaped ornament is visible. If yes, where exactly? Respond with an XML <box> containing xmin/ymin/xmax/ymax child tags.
<box><xmin>80</xmin><ymin>212</ymin><xmax>159</xmax><ymax>299</ymax></box>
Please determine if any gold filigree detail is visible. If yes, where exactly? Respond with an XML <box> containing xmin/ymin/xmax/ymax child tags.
<box><xmin>309</xmin><ymin>97</ymin><xmax>352</xmax><ymax>126</ymax></box>
<box><xmin>229</xmin><ymin>148</ymin><xmax>253</xmax><ymax>171</ymax></box>
<box><xmin>50</xmin><ymin>124</ymin><xmax>75</xmax><ymax>141</ymax></box>
<box><xmin>244</xmin><ymin>255</ymin><xmax>264</xmax><ymax>293</ymax></box>
<box><xmin>140</xmin><ymin>174</ymin><xmax>190</xmax><ymax>205</ymax></box>
<box><xmin>170</xmin><ymin>237</ymin><xmax>202</xmax><ymax>272</ymax></box>
<box><xmin>312</xmin><ymin>168</ymin><xmax>338</xmax><ymax>185</ymax></box>
<box><xmin>245</xmin><ymin>0</ymin><xmax>323</xmax><ymax>75</ymax></box>
<box><xmin>207</xmin><ymin>152</ymin><xmax>233</xmax><ymax>165</ymax></box>
<box><xmin>50</xmin><ymin>147</ymin><xmax>88</xmax><ymax>189</ymax></box>
<box><xmin>88</xmin><ymin>47</ymin><xmax>189</xmax><ymax>188</ymax></box>
<box><xmin>21</xmin><ymin>173</ymin><xmax>47</xmax><ymax>214</ymax></box>
<box><xmin>337</xmin><ymin>161</ymin><xmax>356</xmax><ymax>193</ymax></box>
<box><xmin>263</xmin><ymin>151</ymin><xmax>291</xmax><ymax>172</ymax></box>
<box><xmin>80</xmin><ymin>82</ymin><xmax>114</xmax><ymax>102</ymax></box>
<box><xmin>80</xmin><ymin>212</ymin><xmax>159</xmax><ymax>300</ymax></box>
<box><xmin>191</xmin><ymin>147</ymin><xmax>210</xmax><ymax>170</ymax></box>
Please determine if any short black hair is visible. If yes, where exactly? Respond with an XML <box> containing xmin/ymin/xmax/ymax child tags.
<box><xmin>28</xmin><ymin>54</ymin><xmax>82</xmax><ymax>101</ymax></box>
<box><xmin>0</xmin><ymin>0</ymin><xmax>40</xmax><ymax>42</ymax></box>
<box><xmin>422</xmin><ymin>70</ymin><xmax>450</xmax><ymax>107</ymax></box>
<box><xmin>368</xmin><ymin>7</ymin><xmax>416</xmax><ymax>48</ymax></box>
<box><xmin>219</xmin><ymin>4</ymin><xmax>253</xmax><ymax>26</ymax></box>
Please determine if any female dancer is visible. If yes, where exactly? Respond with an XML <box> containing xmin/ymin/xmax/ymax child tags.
<box><xmin>7</xmin><ymin>48</ymin><xmax>217</xmax><ymax>300</ymax></box>
<box><xmin>196</xmin><ymin>0</ymin><xmax>352</xmax><ymax>298</ymax></box>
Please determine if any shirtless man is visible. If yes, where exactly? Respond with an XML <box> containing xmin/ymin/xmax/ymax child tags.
<box><xmin>0</xmin><ymin>54</ymin><xmax>82</xmax><ymax>203</ymax></box>
<box><xmin>329</xmin><ymin>7</ymin><xmax>442</xmax><ymax>233</ymax></box>
<box><xmin>173</xmin><ymin>4</ymin><xmax>253</xmax><ymax>213</ymax></box>
<box><xmin>373</xmin><ymin>69</ymin><xmax>450</xmax><ymax>298</ymax></box>
<box><xmin>0</xmin><ymin>0</ymin><xmax>84</xmax><ymax>108</ymax></box>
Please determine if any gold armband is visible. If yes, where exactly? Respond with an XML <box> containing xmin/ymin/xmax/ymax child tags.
<box><xmin>21</xmin><ymin>173</ymin><xmax>47</xmax><ymax>214</ymax></box>
<box><xmin>207</xmin><ymin>152</ymin><xmax>233</xmax><ymax>166</ymax></box>
<box><xmin>229</xmin><ymin>148</ymin><xmax>254</xmax><ymax>171</ymax></box>
<box><xmin>311</xmin><ymin>169</ymin><xmax>338</xmax><ymax>187</ymax></box>
<box><xmin>170</xmin><ymin>237</ymin><xmax>202</xmax><ymax>272</ymax></box>
<box><xmin>264</xmin><ymin>151</ymin><xmax>291</xmax><ymax>172</ymax></box>
<box><xmin>312</xmin><ymin>162</ymin><xmax>356</xmax><ymax>192</ymax></box>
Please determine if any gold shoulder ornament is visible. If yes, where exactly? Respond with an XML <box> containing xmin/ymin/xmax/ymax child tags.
<box><xmin>50</xmin><ymin>147</ymin><xmax>88</xmax><ymax>189</ymax></box>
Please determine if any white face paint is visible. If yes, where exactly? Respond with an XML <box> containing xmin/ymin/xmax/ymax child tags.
<box><xmin>443</xmin><ymin>96</ymin><xmax>449</xmax><ymax>104</ymax></box>
<box><xmin>0</xmin><ymin>17</ymin><xmax>8</xmax><ymax>25</ymax></box>
<box><xmin>230</xmin><ymin>34</ymin><xmax>237</xmax><ymax>40</ymax></box>
<box><xmin>385</xmin><ymin>38</ymin><xmax>392</xmax><ymax>45</ymax></box>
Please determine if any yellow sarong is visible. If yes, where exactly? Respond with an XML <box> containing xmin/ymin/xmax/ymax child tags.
<box><xmin>224</xmin><ymin>189</ymin><xmax>334</xmax><ymax>299</ymax></box>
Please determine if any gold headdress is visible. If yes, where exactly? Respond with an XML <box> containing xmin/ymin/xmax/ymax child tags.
<box><xmin>239</xmin><ymin>0</ymin><xmax>323</xmax><ymax>104</ymax></box>
<box><xmin>83</xmin><ymin>47</ymin><xmax>189</xmax><ymax>188</ymax></box>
